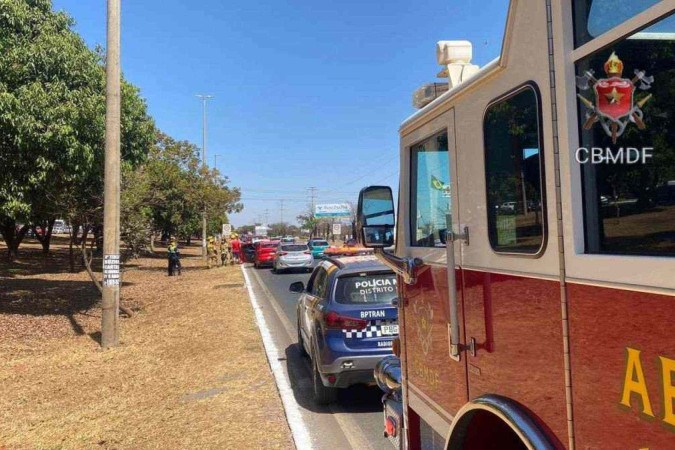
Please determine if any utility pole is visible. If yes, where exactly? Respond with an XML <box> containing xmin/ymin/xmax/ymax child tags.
<box><xmin>279</xmin><ymin>199</ymin><xmax>284</xmax><ymax>224</ymax></box>
<box><xmin>196</xmin><ymin>94</ymin><xmax>213</xmax><ymax>259</ymax></box>
<box><xmin>264</xmin><ymin>209</ymin><xmax>270</xmax><ymax>226</ymax></box>
<box><xmin>307</xmin><ymin>187</ymin><xmax>317</xmax><ymax>214</ymax></box>
<box><xmin>213</xmin><ymin>154</ymin><xmax>218</xmax><ymax>170</ymax></box>
<box><xmin>101</xmin><ymin>0</ymin><xmax>121</xmax><ymax>349</ymax></box>
<box><xmin>307</xmin><ymin>187</ymin><xmax>317</xmax><ymax>238</ymax></box>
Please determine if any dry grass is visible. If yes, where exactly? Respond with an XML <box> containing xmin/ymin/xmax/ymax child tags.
<box><xmin>0</xmin><ymin>239</ymin><xmax>293</xmax><ymax>449</ymax></box>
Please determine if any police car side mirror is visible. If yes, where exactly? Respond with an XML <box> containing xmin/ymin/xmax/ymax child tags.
<box><xmin>289</xmin><ymin>281</ymin><xmax>305</xmax><ymax>293</ymax></box>
<box><xmin>357</xmin><ymin>186</ymin><xmax>395</xmax><ymax>248</ymax></box>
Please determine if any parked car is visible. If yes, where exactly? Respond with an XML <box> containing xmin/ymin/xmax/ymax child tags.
<box><xmin>273</xmin><ymin>243</ymin><xmax>313</xmax><ymax>273</ymax></box>
<box><xmin>254</xmin><ymin>240</ymin><xmax>280</xmax><ymax>268</ymax></box>
<box><xmin>500</xmin><ymin>201</ymin><xmax>517</xmax><ymax>212</ymax></box>
<box><xmin>290</xmin><ymin>255</ymin><xmax>398</xmax><ymax>404</ymax></box>
<box><xmin>281</xmin><ymin>236</ymin><xmax>295</xmax><ymax>244</ymax></box>
<box><xmin>241</xmin><ymin>243</ymin><xmax>256</xmax><ymax>263</ymax></box>
<box><xmin>307</xmin><ymin>238</ymin><xmax>330</xmax><ymax>258</ymax></box>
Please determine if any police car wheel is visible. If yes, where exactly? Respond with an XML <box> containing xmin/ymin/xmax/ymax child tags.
<box><xmin>312</xmin><ymin>356</ymin><xmax>337</xmax><ymax>405</ymax></box>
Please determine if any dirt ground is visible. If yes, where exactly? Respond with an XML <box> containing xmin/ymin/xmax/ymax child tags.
<box><xmin>0</xmin><ymin>237</ymin><xmax>294</xmax><ymax>449</ymax></box>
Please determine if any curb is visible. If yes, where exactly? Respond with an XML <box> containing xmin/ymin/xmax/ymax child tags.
<box><xmin>241</xmin><ymin>265</ymin><xmax>314</xmax><ymax>450</ymax></box>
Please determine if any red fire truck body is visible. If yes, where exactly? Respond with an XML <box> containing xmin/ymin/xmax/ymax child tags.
<box><xmin>363</xmin><ymin>1</ymin><xmax>675</xmax><ymax>449</ymax></box>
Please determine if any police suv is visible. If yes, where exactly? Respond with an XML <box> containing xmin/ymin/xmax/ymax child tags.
<box><xmin>290</xmin><ymin>255</ymin><xmax>398</xmax><ymax>404</ymax></box>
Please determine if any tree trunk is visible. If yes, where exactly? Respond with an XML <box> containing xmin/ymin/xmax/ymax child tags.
<box><xmin>33</xmin><ymin>218</ymin><xmax>56</xmax><ymax>255</ymax></box>
<box><xmin>149</xmin><ymin>232</ymin><xmax>156</xmax><ymax>253</ymax></box>
<box><xmin>79</xmin><ymin>225</ymin><xmax>90</xmax><ymax>269</ymax></box>
<box><xmin>82</xmin><ymin>234</ymin><xmax>103</xmax><ymax>293</ymax></box>
<box><xmin>69</xmin><ymin>228</ymin><xmax>76</xmax><ymax>273</ymax></box>
<box><xmin>0</xmin><ymin>220</ymin><xmax>28</xmax><ymax>260</ymax></box>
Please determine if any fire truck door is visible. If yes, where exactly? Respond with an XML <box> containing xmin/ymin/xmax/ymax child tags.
<box><xmin>403</xmin><ymin>106</ymin><xmax>469</xmax><ymax>421</ymax></box>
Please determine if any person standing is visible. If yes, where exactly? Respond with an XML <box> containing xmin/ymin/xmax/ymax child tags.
<box><xmin>231</xmin><ymin>234</ymin><xmax>241</xmax><ymax>264</ymax></box>
<box><xmin>207</xmin><ymin>236</ymin><xmax>219</xmax><ymax>269</ymax></box>
<box><xmin>221</xmin><ymin>237</ymin><xmax>232</xmax><ymax>266</ymax></box>
<box><xmin>168</xmin><ymin>237</ymin><xmax>181</xmax><ymax>276</ymax></box>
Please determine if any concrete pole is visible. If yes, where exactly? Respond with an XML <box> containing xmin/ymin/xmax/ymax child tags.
<box><xmin>101</xmin><ymin>0</ymin><xmax>121</xmax><ymax>349</ymax></box>
<box><xmin>197</xmin><ymin>95</ymin><xmax>213</xmax><ymax>259</ymax></box>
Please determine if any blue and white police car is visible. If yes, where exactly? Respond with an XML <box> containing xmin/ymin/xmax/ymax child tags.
<box><xmin>290</xmin><ymin>255</ymin><xmax>398</xmax><ymax>404</ymax></box>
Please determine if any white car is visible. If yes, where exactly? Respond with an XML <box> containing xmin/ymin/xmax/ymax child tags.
<box><xmin>273</xmin><ymin>243</ymin><xmax>313</xmax><ymax>273</ymax></box>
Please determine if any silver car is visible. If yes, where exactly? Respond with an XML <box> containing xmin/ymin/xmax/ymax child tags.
<box><xmin>273</xmin><ymin>243</ymin><xmax>313</xmax><ymax>273</ymax></box>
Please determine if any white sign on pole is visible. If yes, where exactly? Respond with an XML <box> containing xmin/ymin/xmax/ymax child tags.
<box><xmin>332</xmin><ymin>223</ymin><xmax>342</xmax><ymax>236</ymax></box>
<box><xmin>315</xmin><ymin>203</ymin><xmax>351</xmax><ymax>218</ymax></box>
<box><xmin>222</xmin><ymin>223</ymin><xmax>232</xmax><ymax>237</ymax></box>
<box><xmin>103</xmin><ymin>254</ymin><xmax>120</xmax><ymax>287</ymax></box>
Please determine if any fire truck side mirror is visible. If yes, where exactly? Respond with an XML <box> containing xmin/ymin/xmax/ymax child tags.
<box><xmin>357</xmin><ymin>186</ymin><xmax>395</xmax><ymax>248</ymax></box>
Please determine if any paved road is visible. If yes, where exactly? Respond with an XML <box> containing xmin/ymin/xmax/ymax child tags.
<box><xmin>244</xmin><ymin>262</ymin><xmax>392</xmax><ymax>450</ymax></box>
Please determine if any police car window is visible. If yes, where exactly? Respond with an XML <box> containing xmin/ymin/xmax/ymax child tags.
<box><xmin>410</xmin><ymin>131</ymin><xmax>451</xmax><ymax>248</ymax></box>
<box><xmin>484</xmin><ymin>85</ymin><xmax>546</xmax><ymax>255</ymax></box>
<box><xmin>576</xmin><ymin>14</ymin><xmax>675</xmax><ymax>256</ymax></box>
<box><xmin>334</xmin><ymin>273</ymin><xmax>397</xmax><ymax>305</ymax></box>
<box><xmin>312</xmin><ymin>267</ymin><xmax>328</xmax><ymax>298</ymax></box>
<box><xmin>573</xmin><ymin>0</ymin><xmax>666</xmax><ymax>47</ymax></box>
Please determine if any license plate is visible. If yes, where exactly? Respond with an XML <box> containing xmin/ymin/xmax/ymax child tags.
<box><xmin>381</xmin><ymin>324</ymin><xmax>399</xmax><ymax>336</ymax></box>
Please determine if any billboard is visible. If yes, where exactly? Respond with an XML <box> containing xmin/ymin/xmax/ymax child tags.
<box><xmin>315</xmin><ymin>203</ymin><xmax>351</xmax><ymax>218</ymax></box>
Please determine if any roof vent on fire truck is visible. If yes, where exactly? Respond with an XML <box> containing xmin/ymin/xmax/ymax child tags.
<box><xmin>413</xmin><ymin>40</ymin><xmax>480</xmax><ymax>109</ymax></box>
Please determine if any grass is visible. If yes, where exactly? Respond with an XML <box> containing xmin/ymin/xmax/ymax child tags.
<box><xmin>0</xmin><ymin>239</ymin><xmax>293</xmax><ymax>449</ymax></box>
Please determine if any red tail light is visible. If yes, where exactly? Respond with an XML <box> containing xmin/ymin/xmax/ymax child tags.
<box><xmin>324</xmin><ymin>311</ymin><xmax>368</xmax><ymax>330</ymax></box>
<box><xmin>279</xmin><ymin>252</ymin><xmax>288</xmax><ymax>256</ymax></box>
<box><xmin>304</xmin><ymin>251</ymin><xmax>311</xmax><ymax>255</ymax></box>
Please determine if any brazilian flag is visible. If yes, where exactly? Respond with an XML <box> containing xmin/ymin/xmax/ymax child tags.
<box><xmin>431</xmin><ymin>175</ymin><xmax>446</xmax><ymax>191</ymax></box>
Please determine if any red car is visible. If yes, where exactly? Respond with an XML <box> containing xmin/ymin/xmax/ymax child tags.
<box><xmin>254</xmin><ymin>240</ymin><xmax>279</xmax><ymax>268</ymax></box>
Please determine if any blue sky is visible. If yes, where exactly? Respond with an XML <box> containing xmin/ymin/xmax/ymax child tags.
<box><xmin>53</xmin><ymin>0</ymin><xmax>508</xmax><ymax>227</ymax></box>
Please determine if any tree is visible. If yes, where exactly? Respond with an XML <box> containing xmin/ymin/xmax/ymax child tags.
<box><xmin>121</xmin><ymin>132</ymin><xmax>242</xmax><ymax>249</ymax></box>
<box><xmin>0</xmin><ymin>0</ymin><xmax>155</xmax><ymax>259</ymax></box>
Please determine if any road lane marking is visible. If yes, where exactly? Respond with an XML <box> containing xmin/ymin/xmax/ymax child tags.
<box><xmin>248</xmin><ymin>267</ymin><xmax>376</xmax><ymax>450</ymax></box>
<box><xmin>329</xmin><ymin>404</ymin><xmax>377</xmax><ymax>450</ymax></box>
<box><xmin>242</xmin><ymin>266</ymin><xmax>314</xmax><ymax>450</ymax></box>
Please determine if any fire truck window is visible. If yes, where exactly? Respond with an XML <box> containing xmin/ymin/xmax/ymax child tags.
<box><xmin>576</xmin><ymin>14</ymin><xmax>675</xmax><ymax>257</ymax></box>
<box><xmin>572</xmin><ymin>0</ymin><xmax>665</xmax><ymax>47</ymax></box>
<box><xmin>484</xmin><ymin>86</ymin><xmax>545</xmax><ymax>255</ymax></box>
<box><xmin>410</xmin><ymin>131</ymin><xmax>451</xmax><ymax>248</ymax></box>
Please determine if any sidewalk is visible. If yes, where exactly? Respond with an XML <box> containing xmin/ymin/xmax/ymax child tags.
<box><xmin>0</xmin><ymin>242</ymin><xmax>293</xmax><ymax>449</ymax></box>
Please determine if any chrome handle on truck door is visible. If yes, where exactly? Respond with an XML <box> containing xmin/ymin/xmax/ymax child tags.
<box><xmin>447</xmin><ymin>225</ymin><xmax>469</xmax><ymax>361</ymax></box>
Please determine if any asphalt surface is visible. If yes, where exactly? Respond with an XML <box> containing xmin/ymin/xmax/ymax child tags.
<box><xmin>244</xmin><ymin>261</ymin><xmax>393</xmax><ymax>450</ymax></box>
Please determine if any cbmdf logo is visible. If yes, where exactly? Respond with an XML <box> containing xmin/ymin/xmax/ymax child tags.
<box><xmin>577</xmin><ymin>52</ymin><xmax>654</xmax><ymax>144</ymax></box>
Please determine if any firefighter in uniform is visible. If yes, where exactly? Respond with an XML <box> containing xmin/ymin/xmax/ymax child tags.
<box><xmin>221</xmin><ymin>237</ymin><xmax>232</xmax><ymax>266</ymax></box>
<box><xmin>207</xmin><ymin>236</ymin><xmax>219</xmax><ymax>268</ymax></box>
<box><xmin>168</xmin><ymin>237</ymin><xmax>181</xmax><ymax>276</ymax></box>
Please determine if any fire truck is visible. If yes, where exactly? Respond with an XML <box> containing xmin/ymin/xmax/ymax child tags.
<box><xmin>356</xmin><ymin>1</ymin><xmax>674</xmax><ymax>449</ymax></box>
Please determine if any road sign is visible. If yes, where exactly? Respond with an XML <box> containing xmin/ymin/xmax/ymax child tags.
<box><xmin>222</xmin><ymin>223</ymin><xmax>232</xmax><ymax>237</ymax></box>
<box><xmin>315</xmin><ymin>203</ymin><xmax>351</xmax><ymax>218</ymax></box>
<box><xmin>332</xmin><ymin>223</ymin><xmax>342</xmax><ymax>235</ymax></box>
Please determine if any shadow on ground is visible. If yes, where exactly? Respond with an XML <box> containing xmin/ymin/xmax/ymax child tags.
<box><xmin>284</xmin><ymin>344</ymin><xmax>383</xmax><ymax>415</ymax></box>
